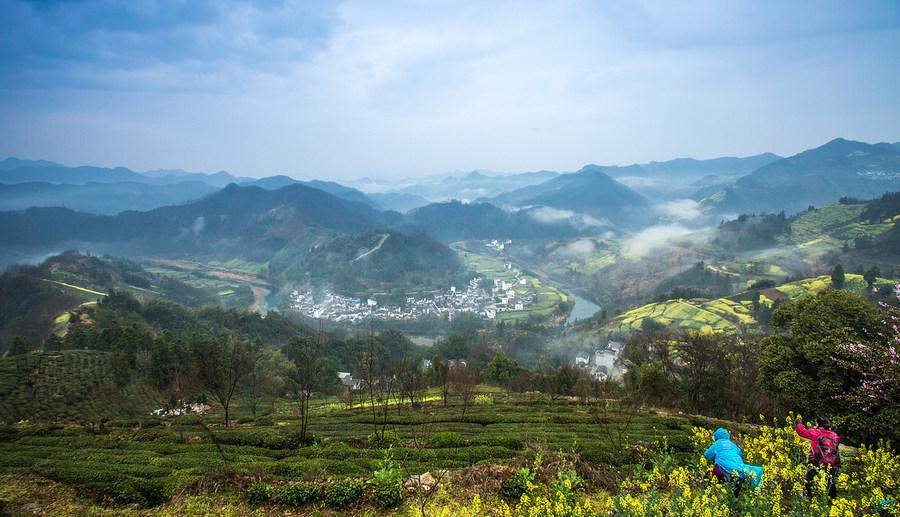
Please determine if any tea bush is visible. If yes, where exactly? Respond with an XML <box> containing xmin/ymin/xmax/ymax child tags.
<box><xmin>245</xmin><ymin>482</ymin><xmax>272</xmax><ymax>507</ymax></box>
<box><xmin>430</xmin><ymin>431</ymin><xmax>467</xmax><ymax>448</ymax></box>
<box><xmin>274</xmin><ymin>481</ymin><xmax>322</xmax><ymax>507</ymax></box>
<box><xmin>325</xmin><ymin>478</ymin><xmax>365</xmax><ymax>507</ymax></box>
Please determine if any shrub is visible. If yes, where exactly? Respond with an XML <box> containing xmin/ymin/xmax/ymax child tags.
<box><xmin>274</xmin><ymin>482</ymin><xmax>322</xmax><ymax>507</ymax></box>
<box><xmin>429</xmin><ymin>431</ymin><xmax>467</xmax><ymax>448</ymax></box>
<box><xmin>217</xmin><ymin>428</ymin><xmax>299</xmax><ymax>449</ymax></box>
<box><xmin>325</xmin><ymin>479</ymin><xmax>365</xmax><ymax>507</ymax></box>
<box><xmin>110</xmin><ymin>477</ymin><xmax>168</xmax><ymax>507</ymax></box>
<box><xmin>367</xmin><ymin>431</ymin><xmax>399</xmax><ymax>449</ymax></box>
<box><xmin>245</xmin><ymin>482</ymin><xmax>273</xmax><ymax>506</ymax></box>
<box><xmin>369</xmin><ymin>448</ymin><xmax>403</xmax><ymax>508</ymax></box>
<box><xmin>500</xmin><ymin>467</ymin><xmax>533</xmax><ymax>499</ymax></box>
<box><xmin>236</xmin><ymin>416</ymin><xmax>254</xmax><ymax>424</ymax></box>
<box><xmin>255</xmin><ymin>416</ymin><xmax>274</xmax><ymax>426</ymax></box>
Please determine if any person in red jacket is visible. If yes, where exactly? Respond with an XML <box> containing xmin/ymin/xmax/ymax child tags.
<box><xmin>795</xmin><ymin>417</ymin><xmax>840</xmax><ymax>500</ymax></box>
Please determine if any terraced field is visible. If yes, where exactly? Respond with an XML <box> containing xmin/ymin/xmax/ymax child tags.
<box><xmin>608</xmin><ymin>274</ymin><xmax>895</xmax><ymax>335</ymax></box>
<box><xmin>0</xmin><ymin>351</ymin><xmax>161</xmax><ymax>422</ymax></box>
<box><xmin>0</xmin><ymin>382</ymin><xmax>722</xmax><ymax>512</ymax></box>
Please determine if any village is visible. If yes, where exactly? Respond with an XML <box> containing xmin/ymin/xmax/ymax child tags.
<box><xmin>288</xmin><ymin>266</ymin><xmax>541</xmax><ymax>323</ymax></box>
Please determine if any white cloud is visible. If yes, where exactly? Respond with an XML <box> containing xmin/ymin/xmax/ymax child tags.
<box><xmin>527</xmin><ymin>206</ymin><xmax>610</xmax><ymax>229</ymax></box>
<box><xmin>556</xmin><ymin>239</ymin><xmax>596</xmax><ymax>260</ymax></box>
<box><xmin>657</xmin><ymin>199</ymin><xmax>704</xmax><ymax>221</ymax></box>
<box><xmin>624</xmin><ymin>224</ymin><xmax>696</xmax><ymax>258</ymax></box>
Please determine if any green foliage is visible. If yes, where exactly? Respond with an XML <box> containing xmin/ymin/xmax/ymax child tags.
<box><xmin>245</xmin><ymin>482</ymin><xmax>273</xmax><ymax>507</ymax></box>
<box><xmin>367</xmin><ymin>430</ymin><xmax>399</xmax><ymax>449</ymax></box>
<box><xmin>759</xmin><ymin>288</ymin><xmax>884</xmax><ymax>442</ymax></box>
<box><xmin>368</xmin><ymin>447</ymin><xmax>403</xmax><ymax>508</ymax></box>
<box><xmin>274</xmin><ymin>481</ymin><xmax>322</xmax><ymax>507</ymax></box>
<box><xmin>324</xmin><ymin>478</ymin><xmax>365</xmax><ymax>507</ymax></box>
<box><xmin>429</xmin><ymin>431</ymin><xmax>467</xmax><ymax>448</ymax></box>
<box><xmin>500</xmin><ymin>466</ymin><xmax>534</xmax><ymax>499</ymax></box>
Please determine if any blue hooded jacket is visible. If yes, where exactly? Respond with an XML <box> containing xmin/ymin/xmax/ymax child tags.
<box><xmin>703</xmin><ymin>428</ymin><xmax>764</xmax><ymax>488</ymax></box>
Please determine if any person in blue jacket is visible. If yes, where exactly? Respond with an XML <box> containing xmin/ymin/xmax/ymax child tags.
<box><xmin>703</xmin><ymin>427</ymin><xmax>764</xmax><ymax>494</ymax></box>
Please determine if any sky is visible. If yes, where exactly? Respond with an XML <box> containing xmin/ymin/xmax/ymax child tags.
<box><xmin>1</xmin><ymin>0</ymin><xmax>899</xmax><ymax>180</ymax></box>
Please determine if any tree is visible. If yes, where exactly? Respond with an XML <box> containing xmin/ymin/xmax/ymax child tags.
<box><xmin>358</xmin><ymin>334</ymin><xmax>392</xmax><ymax>443</ymax></box>
<box><xmin>286</xmin><ymin>335</ymin><xmax>323</xmax><ymax>444</ymax></box>
<box><xmin>6</xmin><ymin>336</ymin><xmax>34</xmax><ymax>356</ymax></box>
<box><xmin>449</xmin><ymin>364</ymin><xmax>478</xmax><ymax>416</ymax></box>
<box><xmin>193</xmin><ymin>333</ymin><xmax>257</xmax><ymax>426</ymax></box>
<box><xmin>675</xmin><ymin>331</ymin><xmax>730</xmax><ymax>414</ymax></box>
<box><xmin>864</xmin><ymin>266</ymin><xmax>879</xmax><ymax>289</ymax></box>
<box><xmin>831</xmin><ymin>287</ymin><xmax>900</xmax><ymax>444</ymax></box>
<box><xmin>831</xmin><ymin>264</ymin><xmax>845</xmax><ymax>289</ymax></box>
<box><xmin>758</xmin><ymin>289</ymin><xmax>882</xmax><ymax>441</ymax></box>
<box><xmin>482</xmin><ymin>352</ymin><xmax>522</xmax><ymax>386</ymax></box>
<box><xmin>246</xmin><ymin>346</ymin><xmax>289</xmax><ymax>417</ymax></box>
<box><xmin>431</xmin><ymin>356</ymin><xmax>450</xmax><ymax>405</ymax></box>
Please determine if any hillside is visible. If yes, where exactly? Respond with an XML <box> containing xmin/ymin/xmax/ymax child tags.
<box><xmin>403</xmin><ymin>201</ymin><xmax>584</xmax><ymax>242</ymax></box>
<box><xmin>0</xmin><ymin>251</ymin><xmax>257</xmax><ymax>352</ymax></box>
<box><xmin>0</xmin><ymin>350</ymin><xmax>161</xmax><ymax>422</ymax></box>
<box><xmin>0</xmin><ymin>180</ymin><xmax>218</xmax><ymax>215</ymax></box>
<box><xmin>0</xmin><ymin>183</ymin><xmax>402</xmax><ymax>260</ymax></box>
<box><xmin>606</xmin><ymin>273</ymin><xmax>892</xmax><ymax>334</ymax></box>
<box><xmin>489</xmin><ymin>165</ymin><xmax>652</xmax><ymax>227</ymax></box>
<box><xmin>710</xmin><ymin>138</ymin><xmax>900</xmax><ymax>214</ymax></box>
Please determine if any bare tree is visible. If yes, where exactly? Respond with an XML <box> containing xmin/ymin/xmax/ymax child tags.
<box><xmin>398</xmin><ymin>356</ymin><xmax>428</xmax><ymax>409</ymax></box>
<box><xmin>450</xmin><ymin>364</ymin><xmax>478</xmax><ymax>416</ymax></box>
<box><xmin>432</xmin><ymin>356</ymin><xmax>451</xmax><ymax>406</ymax></box>
<box><xmin>358</xmin><ymin>332</ymin><xmax>394</xmax><ymax>442</ymax></box>
<box><xmin>286</xmin><ymin>333</ymin><xmax>324</xmax><ymax>445</ymax></box>
<box><xmin>193</xmin><ymin>334</ymin><xmax>257</xmax><ymax>426</ymax></box>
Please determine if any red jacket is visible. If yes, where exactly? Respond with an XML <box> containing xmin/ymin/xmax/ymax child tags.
<box><xmin>796</xmin><ymin>423</ymin><xmax>839</xmax><ymax>463</ymax></box>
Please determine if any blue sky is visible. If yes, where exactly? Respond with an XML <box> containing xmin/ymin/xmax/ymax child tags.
<box><xmin>1</xmin><ymin>0</ymin><xmax>899</xmax><ymax>179</ymax></box>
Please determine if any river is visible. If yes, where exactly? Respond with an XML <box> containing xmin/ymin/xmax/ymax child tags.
<box><xmin>567</xmin><ymin>291</ymin><xmax>602</xmax><ymax>325</ymax></box>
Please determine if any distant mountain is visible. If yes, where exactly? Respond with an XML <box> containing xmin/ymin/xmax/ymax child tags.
<box><xmin>0</xmin><ymin>164</ymin><xmax>146</xmax><ymax>184</ymax></box>
<box><xmin>0</xmin><ymin>183</ymin><xmax>400</xmax><ymax>259</ymax></box>
<box><xmin>638</xmin><ymin>153</ymin><xmax>781</xmax><ymax>178</ymax></box>
<box><xmin>240</xmin><ymin>177</ymin><xmax>378</xmax><ymax>207</ymax></box>
<box><xmin>0</xmin><ymin>181</ymin><xmax>218</xmax><ymax>215</ymax></box>
<box><xmin>0</xmin><ymin>158</ymin><xmax>66</xmax><ymax>171</ymax></box>
<box><xmin>489</xmin><ymin>165</ymin><xmax>652</xmax><ymax>227</ymax></box>
<box><xmin>403</xmin><ymin>200</ymin><xmax>583</xmax><ymax>242</ymax></box>
<box><xmin>708</xmin><ymin>138</ymin><xmax>900</xmax><ymax>214</ymax></box>
<box><xmin>0</xmin><ymin>159</ymin><xmax>259</xmax><ymax>188</ymax></box>
<box><xmin>388</xmin><ymin>170</ymin><xmax>560</xmax><ymax>201</ymax></box>
<box><xmin>368</xmin><ymin>192</ymin><xmax>430</xmax><ymax>213</ymax></box>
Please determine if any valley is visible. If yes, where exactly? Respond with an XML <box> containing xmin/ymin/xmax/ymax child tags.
<box><xmin>1</xmin><ymin>139</ymin><xmax>899</xmax><ymax>516</ymax></box>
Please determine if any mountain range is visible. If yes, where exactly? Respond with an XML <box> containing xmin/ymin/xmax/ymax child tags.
<box><xmin>707</xmin><ymin>138</ymin><xmax>900</xmax><ymax>214</ymax></box>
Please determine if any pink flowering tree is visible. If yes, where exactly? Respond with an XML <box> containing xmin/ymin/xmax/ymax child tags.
<box><xmin>835</xmin><ymin>285</ymin><xmax>900</xmax><ymax>414</ymax></box>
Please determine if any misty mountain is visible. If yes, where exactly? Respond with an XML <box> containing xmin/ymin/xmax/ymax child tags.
<box><xmin>0</xmin><ymin>164</ymin><xmax>147</xmax><ymax>184</ymax></box>
<box><xmin>637</xmin><ymin>153</ymin><xmax>781</xmax><ymax>179</ymax></box>
<box><xmin>709</xmin><ymin>138</ymin><xmax>900</xmax><ymax>214</ymax></box>
<box><xmin>488</xmin><ymin>165</ymin><xmax>652</xmax><ymax>227</ymax></box>
<box><xmin>0</xmin><ymin>181</ymin><xmax>219</xmax><ymax>215</ymax></box>
<box><xmin>403</xmin><ymin>200</ymin><xmax>584</xmax><ymax>242</ymax></box>
<box><xmin>383</xmin><ymin>170</ymin><xmax>559</xmax><ymax>202</ymax></box>
<box><xmin>240</xmin><ymin>176</ymin><xmax>377</xmax><ymax>207</ymax></box>
<box><xmin>0</xmin><ymin>160</ymin><xmax>259</xmax><ymax>188</ymax></box>
<box><xmin>0</xmin><ymin>183</ymin><xmax>401</xmax><ymax>261</ymax></box>
<box><xmin>368</xmin><ymin>192</ymin><xmax>430</xmax><ymax>213</ymax></box>
<box><xmin>0</xmin><ymin>158</ymin><xmax>66</xmax><ymax>171</ymax></box>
